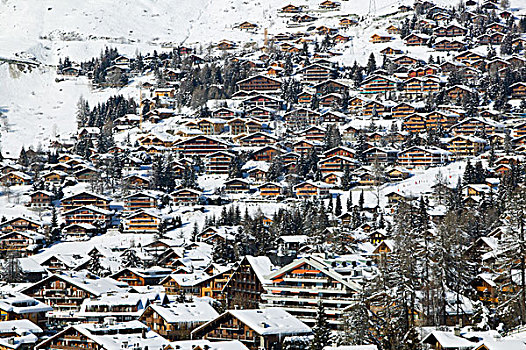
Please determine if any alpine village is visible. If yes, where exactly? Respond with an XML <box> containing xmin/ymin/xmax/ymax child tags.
<box><xmin>4</xmin><ymin>0</ymin><xmax>526</xmax><ymax>349</ymax></box>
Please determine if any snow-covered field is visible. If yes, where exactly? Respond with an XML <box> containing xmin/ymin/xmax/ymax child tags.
<box><xmin>0</xmin><ymin>0</ymin><xmax>416</xmax><ymax>156</ymax></box>
<box><xmin>0</xmin><ymin>0</ymin><xmax>524</xmax><ymax>155</ymax></box>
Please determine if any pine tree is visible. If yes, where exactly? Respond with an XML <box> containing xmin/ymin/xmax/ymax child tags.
<box><xmin>18</xmin><ymin>147</ymin><xmax>29</xmax><ymax>167</ymax></box>
<box><xmin>346</xmin><ymin>191</ymin><xmax>353</xmax><ymax>212</ymax></box>
<box><xmin>359</xmin><ymin>190</ymin><xmax>364</xmax><ymax>210</ymax></box>
<box><xmin>366</xmin><ymin>53</ymin><xmax>377</xmax><ymax>74</ymax></box>
<box><xmin>51</xmin><ymin>206</ymin><xmax>58</xmax><ymax>229</ymax></box>
<box><xmin>335</xmin><ymin>195</ymin><xmax>342</xmax><ymax>217</ymax></box>
<box><xmin>495</xmin><ymin>189</ymin><xmax>526</xmax><ymax>328</ymax></box>
<box><xmin>0</xmin><ymin>255</ymin><xmax>25</xmax><ymax>283</ymax></box>
<box><xmin>310</xmin><ymin>300</ymin><xmax>331</xmax><ymax>350</ymax></box>
<box><xmin>192</xmin><ymin>222</ymin><xmax>200</xmax><ymax>242</ymax></box>
<box><xmin>463</xmin><ymin>159</ymin><xmax>475</xmax><ymax>184</ymax></box>
<box><xmin>121</xmin><ymin>249</ymin><xmax>142</xmax><ymax>268</ymax></box>
<box><xmin>402</xmin><ymin>327</ymin><xmax>421</xmax><ymax>350</ymax></box>
<box><xmin>339</xmin><ymin>302</ymin><xmax>372</xmax><ymax>345</ymax></box>
<box><xmin>341</xmin><ymin>165</ymin><xmax>351</xmax><ymax>190</ymax></box>
<box><xmin>87</xmin><ymin>254</ymin><xmax>106</xmax><ymax>276</ymax></box>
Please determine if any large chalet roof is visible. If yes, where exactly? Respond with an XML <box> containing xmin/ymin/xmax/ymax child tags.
<box><xmin>194</xmin><ymin>308</ymin><xmax>311</xmax><ymax>337</ymax></box>
<box><xmin>0</xmin><ymin>216</ymin><xmax>44</xmax><ymax>227</ymax></box>
<box><xmin>399</xmin><ymin>146</ymin><xmax>451</xmax><ymax>156</ymax></box>
<box><xmin>230</xmin><ymin>308</ymin><xmax>311</xmax><ymax>335</ymax></box>
<box><xmin>265</xmin><ymin>256</ymin><xmax>361</xmax><ymax>292</ymax></box>
<box><xmin>0</xmin><ymin>292</ymin><xmax>52</xmax><ymax>315</ymax></box>
<box><xmin>145</xmin><ymin>301</ymin><xmax>219</xmax><ymax>324</ymax></box>
<box><xmin>175</xmin><ymin>134</ymin><xmax>232</xmax><ymax>146</ymax></box>
<box><xmin>450</xmin><ymin>117</ymin><xmax>505</xmax><ymax>130</ymax></box>
<box><xmin>61</xmin><ymin>190</ymin><xmax>112</xmax><ymax>202</ymax></box>
<box><xmin>421</xmin><ymin>331</ymin><xmax>474</xmax><ymax>349</ymax></box>
<box><xmin>37</xmin><ymin>320</ymin><xmax>168</xmax><ymax>350</ymax></box>
<box><xmin>160</xmin><ymin>272</ymin><xmax>212</xmax><ymax>287</ymax></box>
<box><xmin>246</xmin><ymin>256</ymin><xmax>274</xmax><ymax>284</ymax></box>
<box><xmin>123</xmin><ymin>190</ymin><xmax>164</xmax><ymax>200</ymax></box>
<box><xmin>170</xmin><ymin>187</ymin><xmax>203</xmax><ymax>196</ymax></box>
<box><xmin>236</xmin><ymin>74</ymin><xmax>281</xmax><ymax>85</ymax></box>
<box><xmin>22</xmin><ymin>271</ymin><xmax>128</xmax><ymax>297</ymax></box>
<box><xmin>300</xmin><ymin>63</ymin><xmax>334</xmax><ymax>72</ymax></box>
<box><xmin>63</xmin><ymin>205</ymin><xmax>113</xmax><ymax>216</ymax></box>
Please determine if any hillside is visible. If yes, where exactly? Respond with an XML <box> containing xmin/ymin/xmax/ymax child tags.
<box><xmin>0</xmin><ymin>0</ymin><xmax>413</xmax><ymax>156</ymax></box>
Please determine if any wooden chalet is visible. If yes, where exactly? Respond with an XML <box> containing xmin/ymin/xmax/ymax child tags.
<box><xmin>123</xmin><ymin>210</ymin><xmax>162</xmax><ymax>233</ymax></box>
<box><xmin>242</xmin><ymin>94</ymin><xmax>282</xmax><ymax>110</ymax></box>
<box><xmin>224</xmin><ymin>179</ymin><xmax>251</xmax><ymax>194</ymax></box>
<box><xmin>191</xmin><ymin>309</ymin><xmax>311</xmax><ymax>350</ymax></box>
<box><xmin>63</xmin><ymin>206</ymin><xmax>112</xmax><ymax>226</ymax></box>
<box><xmin>61</xmin><ymin>191</ymin><xmax>110</xmax><ymax>211</ymax></box>
<box><xmin>251</xmin><ymin>146</ymin><xmax>282</xmax><ymax>162</ymax></box>
<box><xmin>223</xmin><ymin>256</ymin><xmax>273</xmax><ymax>309</ymax></box>
<box><xmin>397</xmin><ymin>146</ymin><xmax>451</xmax><ymax>168</ymax></box>
<box><xmin>123</xmin><ymin>191</ymin><xmax>161</xmax><ymax>213</ymax></box>
<box><xmin>293</xmin><ymin>181</ymin><xmax>331</xmax><ymax>198</ymax></box>
<box><xmin>0</xmin><ymin>172</ymin><xmax>31</xmax><ymax>186</ymax></box>
<box><xmin>0</xmin><ymin>231</ymin><xmax>45</xmax><ymax>256</ymax></box>
<box><xmin>112</xmin><ymin>267</ymin><xmax>172</xmax><ymax>287</ymax></box>
<box><xmin>171</xmin><ymin>188</ymin><xmax>202</xmax><ymax>205</ymax></box>
<box><xmin>318</xmin><ymin>155</ymin><xmax>358</xmax><ymax>173</ymax></box>
<box><xmin>444</xmin><ymin>135</ymin><xmax>487</xmax><ymax>157</ymax></box>
<box><xmin>360</xmin><ymin>75</ymin><xmax>399</xmax><ymax>94</ymax></box>
<box><xmin>239</xmin><ymin>132</ymin><xmax>278</xmax><ymax>147</ymax></box>
<box><xmin>174</xmin><ymin>135</ymin><xmax>230</xmax><ymax>156</ymax></box>
<box><xmin>258</xmin><ymin>182</ymin><xmax>283</xmax><ymax>198</ymax></box>
<box><xmin>510</xmin><ymin>82</ymin><xmax>526</xmax><ymax>99</ymax></box>
<box><xmin>404</xmin><ymin>33</ymin><xmax>430</xmax><ymax>46</ymax></box>
<box><xmin>284</xmin><ymin>108</ymin><xmax>321</xmax><ymax>128</ymax></box>
<box><xmin>236</xmin><ymin>75</ymin><xmax>281</xmax><ymax>92</ymax></box>
<box><xmin>206</xmin><ymin>151</ymin><xmax>236</xmax><ymax>174</ymax></box>
<box><xmin>139</xmin><ymin>302</ymin><xmax>219</xmax><ymax>341</ymax></box>
<box><xmin>0</xmin><ymin>217</ymin><xmax>43</xmax><ymax>233</ymax></box>
<box><xmin>370</xmin><ymin>34</ymin><xmax>393</xmax><ymax>44</ymax></box>
<box><xmin>300</xmin><ymin>64</ymin><xmax>335</xmax><ymax>82</ymax></box>
<box><xmin>28</xmin><ymin>190</ymin><xmax>53</xmax><ymax>208</ymax></box>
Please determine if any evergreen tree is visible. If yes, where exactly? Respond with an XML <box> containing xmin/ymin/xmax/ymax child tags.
<box><xmin>87</xmin><ymin>254</ymin><xmax>107</xmax><ymax>276</ymax></box>
<box><xmin>335</xmin><ymin>195</ymin><xmax>342</xmax><ymax>217</ymax></box>
<box><xmin>121</xmin><ymin>249</ymin><xmax>142</xmax><ymax>268</ymax></box>
<box><xmin>18</xmin><ymin>147</ymin><xmax>29</xmax><ymax>167</ymax></box>
<box><xmin>310</xmin><ymin>300</ymin><xmax>331</xmax><ymax>350</ymax></box>
<box><xmin>346</xmin><ymin>190</ymin><xmax>353</xmax><ymax>212</ymax></box>
<box><xmin>0</xmin><ymin>255</ymin><xmax>25</xmax><ymax>283</ymax></box>
<box><xmin>359</xmin><ymin>190</ymin><xmax>364</xmax><ymax>210</ymax></box>
<box><xmin>366</xmin><ymin>53</ymin><xmax>377</xmax><ymax>74</ymax></box>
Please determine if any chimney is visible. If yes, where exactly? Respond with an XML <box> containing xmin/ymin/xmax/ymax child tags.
<box><xmin>142</xmin><ymin>328</ymin><xmax>147</xmax><ymax>339</ymax></box>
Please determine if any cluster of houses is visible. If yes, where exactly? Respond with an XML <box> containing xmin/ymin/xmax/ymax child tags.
<box><xmin>3</xmin><ymin>0</ymin><xmax>526</xmax><ymax>348</ymax></box>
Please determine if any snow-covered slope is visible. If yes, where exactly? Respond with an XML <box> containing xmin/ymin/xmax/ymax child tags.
<box><xmin>0</xmin><ymin>0</ymin><xmax>523</xmax><ymax>156</ymax></box>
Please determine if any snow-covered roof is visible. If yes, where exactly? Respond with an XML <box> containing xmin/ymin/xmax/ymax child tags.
<box><xmin>0</xmin><ymin>292</ymin><xmax>52</xmax><ymax>315</ymax></box>
<box><xmin>473</xmin><ymin>340</ymin><xmax>526</xmax><ymax>350</ymax></box>
<box><xmin>246</xmin><ymin>256</ymin><xmax>274</xmax><ymax>284</ymax></box>
<box><xmin>162</xmin><ymin>272</ymin><xmax>212</xmax><ymax>287</ymax></box>
<box><xmin>228</xmin><ymin>308</ymin><xmax>311</xmax><ymax>336</ymax></box>
<box><xmin>324</xmin><ymin>346</ymin><xmax>378</xmax><ymax>350</ymax></box>
<box><xmin>46</xmin><ymin>320</ymin><xmax>168</xmax><ymax>350</ymax></box>
<box><xmin>422</xmin><ymin>331</ymin><xmax>475</xmax><ymax>349</ymax></box>
<box><xmin>0</xmin><ymin>319</ymin><xmax>42</xmax><ymax>335</ymax></box>
<box><xmin>146</xmin><ymin>301</ymin><xmax>219</xmax><ymax>324</ymax></box>
<box><xmin>166</xmin><ymin>340</ymin><xmax>249</xmax><ymax>350</ymax></box>
<box><xmin>23</xmin><ymin>271</ymin><xmax>127</xmax><ymax>297</ymax></box>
